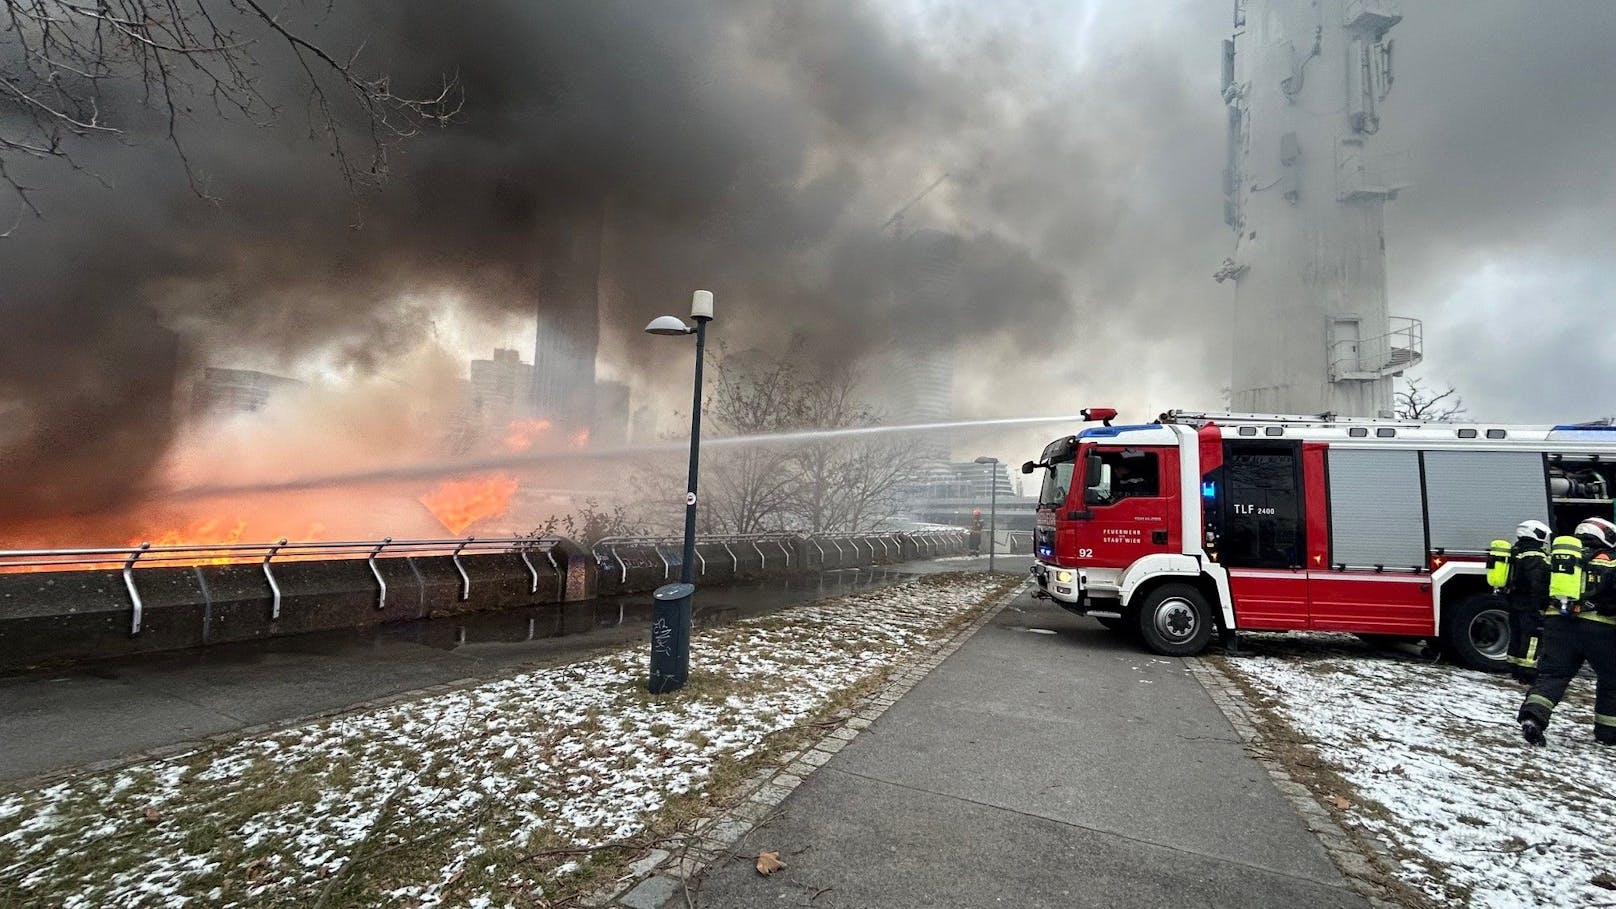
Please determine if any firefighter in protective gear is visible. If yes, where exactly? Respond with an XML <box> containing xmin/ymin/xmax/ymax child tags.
<box><xmin>1498</xmin><ymin>521</ymin><xmax>1552</xmax><ymax>683</ymax></box>
<box><xmin>1519</xmin><ymin>517</ymin><xmax>1616</xmax><ymax>746</ymax></box>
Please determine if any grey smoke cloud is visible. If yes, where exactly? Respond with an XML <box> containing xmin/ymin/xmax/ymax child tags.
<box><xmin>1379</xmin><ymin>1</ymin><xmax>1616</xmax><ymax>422</ymax></box>
<box><xmin>2</xmin><ymin>0</ymin><xmax>1614</xmax><ymax>526</ymax></box>
<box><xmin>0</xmin><ymin>0</ymin><xmax>1069</xmax><ymax>521</ymax></box>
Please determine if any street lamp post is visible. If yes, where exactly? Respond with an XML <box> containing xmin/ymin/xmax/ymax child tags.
<box><xmin>974</xmin><ymin>456</ymin><xmax>999</xmax><ymax>573</ymax></box>
<box><xmin>644</xmin><ymin>290</ymin><xmax>715</xmax><ymax>694</ymax></box>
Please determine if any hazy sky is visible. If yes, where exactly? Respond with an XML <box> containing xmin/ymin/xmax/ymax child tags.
<box><xmin>2</xmin><ymin>0</ymin><xmax>1614</xmax><ymax>515</ymax></box>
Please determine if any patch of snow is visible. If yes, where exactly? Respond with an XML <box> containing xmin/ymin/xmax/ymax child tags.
<box><xmin>1227</xmin><ymin>642</ymin><xmax>1616</xmax><ymax>907</ymax></box>
<box><xmin>0</xmin><ymin>574</ymin><xmax>1007</xmax><ymax>907</ymax></box>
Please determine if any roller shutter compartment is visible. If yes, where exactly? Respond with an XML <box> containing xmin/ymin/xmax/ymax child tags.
<box><xmin>1328</xmin><ymin>449</ymin><xmax>1425</xmax><ymax>570</ymax></box>
<box><xmin>1424</xmin><ymin>451</ymin><xmax>1548</xmax><ymax>556</ymax></box>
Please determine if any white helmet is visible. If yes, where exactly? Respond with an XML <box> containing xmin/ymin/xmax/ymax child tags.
<box><xmin>1516</xmin><ymin>520</ymin><xmax>1551</xmax><ymax>543</ymax></box>
<box><xmin>1575</xmin><ymin>517</ymin><xmax>1616</xmax><ymax>549</ymax></box>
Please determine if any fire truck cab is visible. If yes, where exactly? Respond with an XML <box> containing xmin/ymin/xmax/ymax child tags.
<box><xmin>1027</xmin><ymin>409</ymin><xmax>1616</xmax><ymax>670</ymax></box>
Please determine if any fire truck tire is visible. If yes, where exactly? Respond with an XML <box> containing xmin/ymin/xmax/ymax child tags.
<box><xmin>1441</xmin><ymin>594</ymin><xmax>1512</xmax><ymax>674</ymax></box>
<box><xmin>1136</xmin><ymin>584</ymin><xmax>1214</xmax><ymax>657</ymax></box>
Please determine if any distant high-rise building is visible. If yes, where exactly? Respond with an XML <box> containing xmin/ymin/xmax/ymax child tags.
<box><xmin>920</xmin><ymin>461</ymin><xmax>1016</xmax><ymax>501</ymax></box>
<box><xmin>592</xmin><ymin>380</ymin><xmax>631</xmax><ymax>449</ymax></box>
<box><xmin>190</xmin><ymin>367</ymin><xmax>302</xmax><ymax>416</ymax></box>
<box><xmin>531</xmin><ymin>214</ymin><xmax>604</xmax><ymax>429</ymax></box>
<box><xmin>468</xmin><ymin>348</ymin><xmax>534</xmax><ymax>446</ymax></box>
<box><xmin>894</xmin><ymin>229</ymin><xmax>961</xmax><ymax>463</ymax></box>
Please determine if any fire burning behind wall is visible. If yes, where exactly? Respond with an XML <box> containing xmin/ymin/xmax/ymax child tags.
<box><xmin>0</xmin><ymin>360</ymin><xmax>584</xmax><ymax>563</ymax></box>
<box><xmin>418</xmin><ymin>474</ymin><xmax>521</xmax><ymax>536</ymax></box>
<box><xmin>503</xmin><ymin>419</ymin><xmax>553</xmax><ymax>453</ymax></box>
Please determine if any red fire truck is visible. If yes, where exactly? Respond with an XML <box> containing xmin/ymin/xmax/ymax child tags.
<box><xmin>1026</xmin><ymin>408</ymin><xmax>1616</xmax><ymax>670</ymax></box>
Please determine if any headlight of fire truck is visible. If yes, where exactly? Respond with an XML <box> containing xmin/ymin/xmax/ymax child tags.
<box><xmin>1055</xmin><ymin>569</ymin><xmax>1075</xmax><ymax>584</ymax></box>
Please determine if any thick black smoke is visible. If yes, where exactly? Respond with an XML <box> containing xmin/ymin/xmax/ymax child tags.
<box><xmin>0</xmin><ymin>0</ymin><xmax>1073</xmax><ymax>520</ymax></box>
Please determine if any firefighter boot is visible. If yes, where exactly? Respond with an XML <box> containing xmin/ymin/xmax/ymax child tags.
<box><xmin>1518</xmin><ymin>692</ymin><xmax>1559</xmax><ymax>747</ymax></box>
<box><xmin>1521</xmin><ymin>717</ymin><xmax>1547</xmax><ymax>747</ymax></box>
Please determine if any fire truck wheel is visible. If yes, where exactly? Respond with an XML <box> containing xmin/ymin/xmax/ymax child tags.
<box><xmin>1136</xmin><ymin>584</ymin><xmax>1214</xmax><ymax>657</ymax></box>
<box><xmin>1441</xmin><ymin>594</ymin><xmax>1512</xmax><ymax>674</ymax></box>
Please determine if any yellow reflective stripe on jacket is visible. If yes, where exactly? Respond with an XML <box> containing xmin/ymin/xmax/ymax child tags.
<box><xmin>1597</xmin><ymin>714</ymin><xmax>1616</xmax><ymax>728</ymax></box>
<box><xmin>1524</xmin><ymin>637</ymin><xmax>1539</xmax><ymax>667</ymax></box>
<box><xmin>1579</xmin><ymin>613</ymin><xmax>1616</xmax><ymax>626</ymax></box>
<box><xmin>1518</xmin><ymin>551</ymin><xmax>1549</xmax><ymax>561</ymax></box>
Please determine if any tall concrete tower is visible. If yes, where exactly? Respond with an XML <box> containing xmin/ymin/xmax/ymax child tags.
<box><xmin>1219</xmin><ymin>0</ymin><xmax>1420</xmax><ymax>416</ymax></box>
<box><xmin>894</xmin><ymin>229</ymin><xmax>960</xmax><ymax>463</ymax></box>
<box><xmin>530</xmin><ymin>211</ymin><xmax>603</xmax><ymax>430</ymax></box>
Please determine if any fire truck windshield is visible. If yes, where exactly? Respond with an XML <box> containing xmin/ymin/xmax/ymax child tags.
<box><xmin>1037</xmin><ymin>461</ymin><xmax>1075</xmax><ymax>509</ymax></box>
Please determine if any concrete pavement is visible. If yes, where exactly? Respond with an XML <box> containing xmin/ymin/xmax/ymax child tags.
<box><xmin>684</xmin><ymin>589</ymin><xmax>1368</xmax><ymax>909</ymax></box>
<box><xmin>0</xmin><ymin>566</ymin><xmax>925</xmax><ymax>782</ymax></box>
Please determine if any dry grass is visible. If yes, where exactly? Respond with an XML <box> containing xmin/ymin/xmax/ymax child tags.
<box><xmin>0</xmin><ymin>572</ymin><xmax>1016</xmax><ymax>908</ymax></box>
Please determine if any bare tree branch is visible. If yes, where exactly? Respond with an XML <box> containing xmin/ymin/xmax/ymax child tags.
<box><xmin>0</xmin><ymin>0</ymin><xmax>461</xmax><ymax>221</ymax></box>
<box><xmin>693</xmin><ymin>344</ymin><xmax>923</xmax><ymax>535</ymax></box>
<box><xmin>1395</xmin><ymin>377</ymin><xmax>1468</xmax><ymax>423</ymax></box>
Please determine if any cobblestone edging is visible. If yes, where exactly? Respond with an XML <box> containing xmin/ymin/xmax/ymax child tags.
<box><xmin>592</xmin><ymin>580</ymin><xmax>1028</xmax><ymax>909</ymax></box>
<box><xmin>1185</xmin><ymin>656</ymin><xmax>1409</xmax><ymax>909</ymax></box>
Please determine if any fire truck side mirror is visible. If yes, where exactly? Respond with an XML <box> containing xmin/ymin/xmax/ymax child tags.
<box><xmin>1083</xmin><ymin>453</ymin><xmax>1104</xmax><ymax>489</ymax></box>
<box><xmin>1020</xmin><ymin>461</ymin><xmax>1037</xmax><ymax>475</ymax></box>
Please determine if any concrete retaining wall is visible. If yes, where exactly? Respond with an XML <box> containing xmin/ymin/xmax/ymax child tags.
<box><xmin>0</xmin><ymin>533</ymin><xmax>962</xmax><ymax>672</ymax></box>
<box><xmin>0</xmin><ymin>543</ymin><xmax>593</xmax><ymax>672</ymax></box>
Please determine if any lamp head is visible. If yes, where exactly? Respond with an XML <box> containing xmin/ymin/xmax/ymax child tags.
<box><xmin>691</xmin><ymin>289</ymin><xmax>714</xmax><ymax>321</ymax></box>
<box><xmin>973</xmin><ymin>456</ymin><xmax>998</xmax><ymax>465</ymax></box>
<box><xmin>644</xmin><ymin>315</ymin><xmax>694</xmax><ymax>336</ymax></box>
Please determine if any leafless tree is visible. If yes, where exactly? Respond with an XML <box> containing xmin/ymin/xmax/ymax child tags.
<box><xmin>0</xmin><ymin>0</ymin><xmax>458</xmax><ymax>228</ymax></box>
<box><xmin>699</xmin><ymin>344</ymin><xmax>801</xmax><ymax>534</ymax></box>
<box><xmin>785</xmin><ymin>366</ymin><xmax>920</xmax><ymax>533</ymax></box>
<box><xmin>1395</xmin><ymin>377</ymin><xmax>1468</xmax><ymax>422</ymax></box>
<box><xmin>835</xmin><ymin>435</ymin><xmax>918</xmax><ymax>532</ymax></box>
<box><xmin>627</xmin><ymin>344</ymin><xmax>924</xmax><ymax>537</ymax></box>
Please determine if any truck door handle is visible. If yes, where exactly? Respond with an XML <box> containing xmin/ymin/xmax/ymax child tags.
<box><xmin>1152</xmin><ymin>530</ymin><xmax>1168</xmax><ymax>545</ymax></box>
<box><xmin>1067</xmin><ymin>510</ymin><xmax>1093</xmax><ymax>521</ymax></box>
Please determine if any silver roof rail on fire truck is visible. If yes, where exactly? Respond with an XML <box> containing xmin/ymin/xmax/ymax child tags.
<box><xmin>1158</xmin><ymin>410</ymin><xmax>1433</xmax><ymax>429</ymax></box>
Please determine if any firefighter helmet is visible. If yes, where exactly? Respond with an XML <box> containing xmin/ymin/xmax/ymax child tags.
<box><xmin>1575</xmin><ymin>517</ymin><xmax>1616</xmax><ymax>550</ymax></box>
<box><xmin>1516</xmin><ymin>520</ymin><xmax>1551</xmax><ymax>543</ymax></box>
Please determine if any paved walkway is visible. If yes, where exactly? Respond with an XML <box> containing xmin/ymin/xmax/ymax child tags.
<box><xmin>684</xmin><ymin>589</ymin><xmax>1368</xmax><ymax>909</ymax></box>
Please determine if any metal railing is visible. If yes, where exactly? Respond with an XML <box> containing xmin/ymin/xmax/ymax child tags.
<box><xmin>1</xmin><ymin>526</ymin><xmax>976</xmax><ymax>638</ymax></box>
<box><xmin>590</xmin><ymin>533</ymin><xmax>804</xmax><ymax>583</ymax></box>
<box><xmin>1003</xmin><ymin>530</ymin><xmax>1035</xmax><ymax>554</ymax></box>
<box><xmin>1328</xmin><ymin>315</ymin><xmax>1424</xmax><ymax>382</ymax></box>
<box><xmin>590</xmin><ymin>529</ymin><xmax>970</xmax><ymax>583</ymax></box>
<box><xmin>0</xmin><ymin>536</ymin><xmax>565</xmax><ymax>635</ymax></box>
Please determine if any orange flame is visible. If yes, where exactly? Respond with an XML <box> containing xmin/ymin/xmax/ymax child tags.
<box><xmin>504</xmin><ymin>418</ymin><xmax>552</xmax><ymax>453</ymax></box>
<box><xmin>120</xmin><ymin>518</ymin><xmax>327</xmax><ymax>567</ymax></box>
<box><xmin>419</xmin><ymin>474</ymin><xmax>520</xmax><ymax>535</ymax></box>
<box><xmin>568</xmin><ymin>428</ymin><xmax>590</xmax><ymax>449</ymax></box>
<box><xmin>132</xmin><ymin>518</ymin><xmax>249</xmax><ymax>565</ymax></box>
